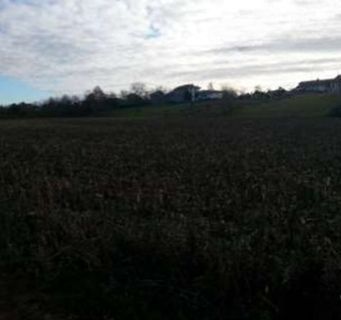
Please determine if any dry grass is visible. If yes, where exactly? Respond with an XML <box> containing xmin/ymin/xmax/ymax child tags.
<box><xmin>0</xmin><ymin>117</ymin><xmax>341</xmax><ymax>319</ymax></box>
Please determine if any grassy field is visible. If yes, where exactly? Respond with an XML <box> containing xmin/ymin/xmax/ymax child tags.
<box><xmin>106</xmin><ymin>94</ymin><xmax>341</xmax><ymax>119</ymax></box>
<box><xmin>1</xmin><ymin>97</ymin><xmax>341</xmax><ymax>319</ymax></box>
<box><xmin>232</xmin><ymin>94</ymin><xmax>341</xmax><ymax>118</ymax></box>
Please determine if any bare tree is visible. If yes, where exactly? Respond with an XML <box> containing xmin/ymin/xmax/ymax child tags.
<box><xmin>254</xmin><ymin>85</ymin><xmax>262</xmax><ymax>93</ymax></box>
<box><xmin>130</xmin><ymin>82</ymin><xmax>147</xmax><ymax>98</ymax></box>
<box><xmin>152</xmin><ymin>86</ymin><xmax>168</xmax><ymax>94</ymax></box>
<box><xmin>221</xmin><ymin>86</ymin><xmax>238</xmax><ymax>114</ymax></box>
<box><xmin>120</xmin><ymin>90</ymin><xmax>129</xmax><ymax>100</ymax></box>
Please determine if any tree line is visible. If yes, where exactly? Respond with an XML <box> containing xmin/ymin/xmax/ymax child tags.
<box><xmin>0</xmin><ymin>83</ymin><xmax>154</xmax><ymax>118</ymax></box>
<box><xmin>0</xmin><ymin>83</ymin><xmax>288</xmax><ymax>118</ymax></box>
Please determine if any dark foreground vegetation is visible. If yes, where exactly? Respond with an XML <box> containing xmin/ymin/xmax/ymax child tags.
<box><xmin>1</xmin><ymin>116</ymin><xmax>341</xmax><ymax>319</ymax></box>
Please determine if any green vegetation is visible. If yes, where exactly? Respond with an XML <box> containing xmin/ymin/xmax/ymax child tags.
<box><xmin>231</xmin><ymin>94</ymin><xmax>341</xmax><ymax>118</ymax></box>
<box><xmin>101</xmin><ymin>94</ymin><xmax>341</xmax><ymax>120</ymax></box>
<box><xmin>1</xmin><ymin>113</ymin><xmax>341</xmax><ymax>319</ymax></box>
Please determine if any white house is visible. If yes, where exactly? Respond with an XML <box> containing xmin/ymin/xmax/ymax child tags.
<box><xmin>296</xmin><ymin>75</ymin><xmax>341</xmax><ymax>94</ymax></box>
<box><xmin>197</xmin><ymin>90</ymin><xmax>223</xmax><ymax>101</ymax></box>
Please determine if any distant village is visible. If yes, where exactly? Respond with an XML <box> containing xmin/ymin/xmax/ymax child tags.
<box><xmin>152</xmin><ymin>75</ymin><xmax>341</xmax><ymax>104</ymax></box>
<box><xmin>2</xmin><ymin>73</ymin><xmax>341</xmax><ymax>118</ymax></box>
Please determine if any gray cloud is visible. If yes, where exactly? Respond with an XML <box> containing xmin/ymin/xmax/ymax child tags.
<box><xmin>0</xmin><ymin>0</ymin><xmax>340</xmax><ymax>95</ymax></box>
<box><xmin>204</xmin><ymin>37</ymin><xmax>341</xmax><ymax>55</ymax></box>
<box><xmin>166</xmin><ymin>57</ymin><xmax>341</xmax><ymax>80</ymax></box>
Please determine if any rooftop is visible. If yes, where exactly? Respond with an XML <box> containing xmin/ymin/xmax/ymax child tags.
<box><xmin>299</xmin><ymin>75</ymin><xmax>341</xmax><ymax>86</ymax></box>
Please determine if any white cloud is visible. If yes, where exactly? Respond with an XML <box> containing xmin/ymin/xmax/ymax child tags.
<box><xmin>0</xmin><ymin>0</ymin><xmax>341</xmax><ymax>95</ymax></box>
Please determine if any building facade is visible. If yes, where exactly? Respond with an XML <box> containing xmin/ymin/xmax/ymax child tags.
<box><xmin>197</xmin><ymin>90</ymin><xmax>223</xmax><ymax>101</ymax></box>
<box><xmin>166</xmin><ymin>84</ymin><xmax>201</xmax><ymax>103</ymax></box>
<box><xmin>296</xmin><ymin>75</ymin><xmax>341</xmax><ymax>94</ymax></box>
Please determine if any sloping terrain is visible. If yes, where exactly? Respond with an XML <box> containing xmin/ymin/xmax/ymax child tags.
<box><xmin>106</xmin><ymin>94</ymin><xmax>341</xmax><ymax>119</ymax></box>
<box><xmin>231</xmin><ymin>94</ymin><xmax>341</xmax><ymax>118</ymax></box>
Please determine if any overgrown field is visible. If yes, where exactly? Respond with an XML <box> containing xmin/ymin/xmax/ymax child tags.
<box><xmin>1</xmin><ymin>117</ymin><xmax>341</xmax><ymax>319</ymax></box>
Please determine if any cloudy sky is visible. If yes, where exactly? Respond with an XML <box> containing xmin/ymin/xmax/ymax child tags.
<box><xmin>0</xmin><ymin>0</ymin><xmax>341</xmax><ymax>104</ymax></box>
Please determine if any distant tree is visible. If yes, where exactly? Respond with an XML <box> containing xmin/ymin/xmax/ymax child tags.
<box><xmin>276</xmin><ymin>87</ymin><xmax>287</xmax><ymax>96</ymax></box>
<box><xmin>239</xmin><ymin>93</ymin><xmax>252</xmax><ymax>100</ymax></box>
<box><xmin>53</xmin><ymin>95</ymin><xmax>81</xmax><ymax>116</ymax></box>
<box><xmin>253</xmin><ymin>90</ymin><xmax>269</xmax><ymax>100</ymax></box>
<box><xmin>84</xmin><ymin>86</ymin><xmax>105</xmax><ymax>103</ymax></box>
<box><xmin>0</xmin><ymin>84</ymin><xmax>122</xmax><ymax>118</ymax></box>
<box><xmin>130</xmin><ymin>82</ymin><xmax>147</xmax><ymax>98</ymax></box>
<box><xmin>106</xmin><ymin>92</ymin><xmax>120</xmax><ymax>110</ymax></box>
<box><xmin>221</xmin><ymin>86</ymin><xmax>238</xmax><ymax>114</ymax></box>
<box><xmin>60</xmin><ymin>94</ymin><xmax>73</xmax><ymax>105</ymax></box>
<box><xmin>6</xmin><ymin>102</ymin><xmax>37</xmax><ymax>117</ymax></box>
<box><xmin>121</xmin><ymin>83</ymin><xmax>151</xmax><ymax>107</ymax></box>
<box><xmin>153</xmin><ymin>86</ymin><xmax>168</xmax><ymax>94</ymax></box>
<box><xmin>207</xmin><ymin>82</ymin><xmax>214</xmax><ymax>90</ymax></box>
<box><xmin>119</xmin><ymin>90</ymin><xmax>128</xmax><ymax>100</ymax></box>
<box><xmin>83</xmin><ymin>86</ymin><xmax>107</xmax><ymax>113</ymax></box>
<box><xmin>254</xmin><ymin>85</ymin><xmax>262</xmax><ymax>93</ymax></box>
<box><xmin>125</xmin><ymin>93</ymin><xmax>148</xmax><ymax>107</ymax></box>
<box><xmin>150</xmin><ymin>88</ymin><xmax>166</xmax><ymax>105</ymax></box>
<box><xmin>221</xmin><ymin>86</ymin><xmax>238</xmax><ymax>99</ymax></box>
<box><xmin>93</xmin><ymin>86</ymin><xmax>106</xmax><ymax>100</ymax></box>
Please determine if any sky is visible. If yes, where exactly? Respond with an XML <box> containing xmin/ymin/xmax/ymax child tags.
<box><xmin>0</xmin><ymin>0</ymin><xmax>341</xmax><ymax>104</ymax></box>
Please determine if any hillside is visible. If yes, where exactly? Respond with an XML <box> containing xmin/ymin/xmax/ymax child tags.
<box><xmin>106</xmin><ymin>94</ymin><xmax>341</xmax><ymax>119</ymax></box>
<box><xmin>231</xmin><ymin>94</ymin><xmax>341</xmax><ymax>118</ymax></box>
